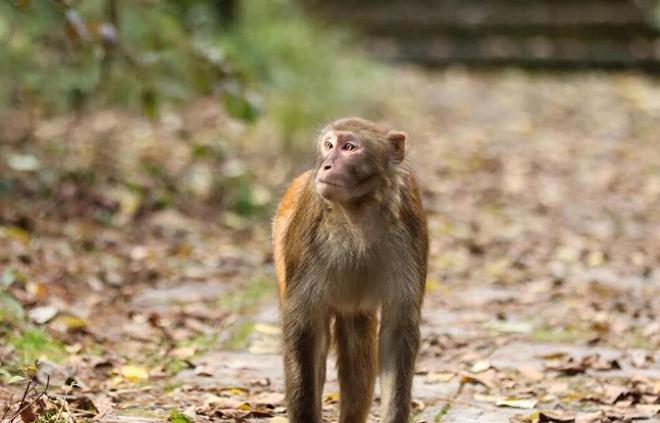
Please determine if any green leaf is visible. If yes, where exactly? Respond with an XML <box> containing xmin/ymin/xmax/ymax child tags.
<box><xmin>169</xmin><ymin>409</ymin><xmax>193</xmax><ymax>423</ymax></box>
<box><xmin>1</xmin><ymin>268</ymin><xmax>17</xmax><ymax>288</ymax></box>
<box><xmin>0</xmin><ymin>292</ymin><xmax>25</xmax><ymax>321</ymax></box>
<box><xmin>142</xmin><ymin>88</ymin><xmax>159</xmax><ymax>119</ymax></box>
<box><xmin>8</xmin><ymin>375</ymin><xmax>26</xmax><ymax>384</ymax></box>
<box><xmin>222</xmin><ymin>90</ymin><xmax>259</xmax><ymax>123</ymax></box>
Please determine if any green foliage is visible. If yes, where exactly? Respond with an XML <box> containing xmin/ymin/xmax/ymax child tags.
<box><xmin>0</xmin><ymin>292</ymin><xmax>25</xmax><ymax>323</ymax></box>
<box><xmin>0</xmin><ymin>0</ymin><xmax>246</xmax><ymax>115</ymax></box>
<box><xmin>169</xmin><ymin>409</ymin><xmax>194</xmax><ymax>423</ymax></box>
<box><xmin>8</xmin><ymin>328</ymin><xmax>65</xmax><ymax>364</ymax></box>
<box><xmin>0</xmin><ymin>0</ymin><xmax>383</xmax><ymax>223</ymax></box>
<box><xmin>0</xmin><ymin>268</ymin><xmax>27</xmax><ymax>322</ymax></box>
<box><xmin>220</xmin><ymin>0</ymin><xmax>384</xmax><ymax>148</ymax></box>
<box><xmin>32</xmin><ymin>408</ymin><xmax>68</xmax><ymax>423</ymax></box>
<box><xmin>223</xmin><ymin>321</ymin><xmax>255</xmax><ymax>350</ymax></box>
<box><xmin>0</xmin><ymin>0</ymin><xmax>381</xmax><ymax>131</ymax></box>
<box><xmin>0</xmin><ymin>268</ymin><xmax>64</xmax><ymax>373</ymax></box>
<box><xmin>218</xmin><ymin>277</ymin><xmax>273</xmax><ymax>313</ymax></box>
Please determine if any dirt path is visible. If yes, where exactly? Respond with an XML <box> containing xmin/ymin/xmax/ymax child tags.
<box><xmin>2</xmin><ymin>67</ymin><xmax>659</xmax><ymax>422</ymax></box>
<box><xmin>114</xmin><ymin>68</ymin><xmax>660</xmax><ymax>422</ymax></box>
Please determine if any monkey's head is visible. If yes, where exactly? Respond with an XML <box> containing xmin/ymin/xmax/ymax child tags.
<box><xmin>314</xmin><ymin>117</ymin><xmax>406</xmax><ymax>204</ymax></box>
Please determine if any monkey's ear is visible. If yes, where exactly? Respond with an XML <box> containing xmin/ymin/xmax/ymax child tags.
<box><xmin>386</xmin><ymin>130</ymin><xmax>406</xmax><ymax>163</ymax></box>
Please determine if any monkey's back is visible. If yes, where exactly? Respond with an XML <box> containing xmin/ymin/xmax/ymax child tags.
<box><xmin>272</xmin><ymin>170</ymin><xmax>315</xmax><ymax>297</ymax></box>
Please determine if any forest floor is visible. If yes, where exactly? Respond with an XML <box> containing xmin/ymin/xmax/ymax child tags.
<box><xmin>1</xmin><ymin>67</ymin><xmax>659</xmax><ymax>423</ymax></box>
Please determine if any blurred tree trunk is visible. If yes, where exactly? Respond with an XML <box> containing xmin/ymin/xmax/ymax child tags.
<box><xmin>106</xmin><ymin>0</ymin><xmax>119</xmax><ymax>30</ymax></box>
<box><xmin>216</xmin><ymin>0</ymin><xmax>237</xmax><ymax>26</ymax></box>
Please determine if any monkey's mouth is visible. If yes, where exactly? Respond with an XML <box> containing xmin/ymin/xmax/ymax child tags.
<box><xmin>317</xmin><ymin>179</ymin><xmax>344</xmax><ymax>188</ymax></box>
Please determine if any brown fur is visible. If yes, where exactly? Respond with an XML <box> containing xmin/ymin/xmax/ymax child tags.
<box><xmin>273</xmin><ymin>117</ymin><xmax>428</xmax><ymax>423</ymax></box>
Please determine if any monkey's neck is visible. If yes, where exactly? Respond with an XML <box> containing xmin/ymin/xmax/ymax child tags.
<box><xmin>332</xmin><ymin>201</ymin><xmax>376</xmax><ymax>226</ymax></box>
<box><xmin>320</xmin><ymin>168</ymin><xmax>407</xmax><ymax>231</ymax></box>
<box><xmin>325</xmin><ymin>190</ymin><xmax>399</xmax><ymax>231</ymax></box>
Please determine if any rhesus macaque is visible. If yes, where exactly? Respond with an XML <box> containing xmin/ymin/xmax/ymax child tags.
<box><xmin>273</xmin><ymin>117</ymin><xmax>428</xmax><ymax>423</ymax></box>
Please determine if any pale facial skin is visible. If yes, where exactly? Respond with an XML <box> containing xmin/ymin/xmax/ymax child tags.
<box><xmin>315</xmin><ymin>130</ymin><xmax>368</xmax><ymax>203</ymax></box>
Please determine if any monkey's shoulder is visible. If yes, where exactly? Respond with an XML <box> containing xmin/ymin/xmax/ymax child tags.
<box><xmin>274</xmin><ymin>170</ymin><xmax>316</xmax><ymax>223</ymax></box>
<box><xmin>273</xmin><ymin>169</ymin><xmax>323</xmax><ymax>251</ymax></box>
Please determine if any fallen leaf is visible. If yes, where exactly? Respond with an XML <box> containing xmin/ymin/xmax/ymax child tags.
<box><xmin>474</xmin><ymin>393</ymin><xmax>502</xmax><ymax>403</ymax></box>
<box><xmin>324</xmin><ymin>392</ymin><xmax>339</xmax><ymax>403</ymax></box>
<box><xmin>119</xmin><ymin>365</ymin><xmax>149</xmax><ymax>382</ymax></box>
<box><xmin>426</xmin><ymin>371</ymin><xmax>455</xmax><ymax>383</ymax></box>
<box><xmin>50</xmin><ymin>314</ymin><xmax>87</xmax><ymax>333</ymax></box>
<box><xmin>538</xmin><ymin>411</ymin><xmax>576</xmax><ymax>422</ymax></box>
<box><xmin>67</xmin><ymin>395</ymin><xmax>99</xmax><ymax>417</ymax></box>
<box><xmin>519</xmin><ymin>366</ymin><xmax>544</xmax><ymax>382</ymax></box>
<box><xmin>194</xmin><ymin>363</ymin><xmax>214</xmax><ymax>377</ymax></box>
<box><xmin>601</xmin><ymin>384</ymin><xmax>627</xmax><ymax>404</ymax></box>
<box><xmin>25</xmin><ymin>282</ymin><xmax>48</xmax><ymax>300</ymax></box>
<box><xmin>485</xmin><ymin>320</ymin><xmax>533</xmax><ymax>334</ymax></box>
<box><xmin>582</xmin><ymin>354</ymin><xmax>621</xmax><ymax>371</ymax></box>
<box><xmin>8</xmin><ymin>153</ymin><xmax>40</xmax><ymax>171</ymax></box>
<box><xmin>171</xmin><ymin>346</ymin><xmax>197</xmax><ymax>359</ymax></box>
<box><xmin>511</xmin><ymin>410</ymin><xmax>576</xmax><ymax>423</ymax></box>
<box><xmin>546</xmin><ymin>353</ymin><xmax>621</xmax><ymax>375</ymax></box>
<box><xmin>547</xmin><ymin>381</ymin><xmax>569</xmax><ymax>395</ymax></box>
<box><xmin>252</xmin><ymin>392</ymin><xmax>285</xmax><ymax>407</ymax></box>
<box><xmin>496</xmin><ymin>397</ymin><xmax>537</xmax><ymax>409</ymax></box>
<box><xmin>461</xmin><ymin>369</ymin><xmax>498</xmax><ymax>389</ymax></box>
<box><xmin>470</xmin><ymin>359</ymin><xmax>491</xmax><ymax>373</ymax></box>
<box><xmin>28</xmin><ymin>305</ymin><xmax>58</xmax><ymax>324</ymax></box>
<box><xmin>633</xmin><ymin>404</ymin><xmax>660</xmax><ymax>417</ymax></box>
<box><xmin>575</xmin><ymin>411</ymin><xmax>603</xmax><ymax>423</ymax></box>
<box><xmin>629</xmin><ymin>350</ymin><xmax>652</xmax><ymax>368</ymax></box>
<box><xmin>214</xmin><ymin>407</ymin><xmax>274</xmax><ymax>418</ymax></box>
<box><xmin>254</xmin><ymin>322</ymin><xmax>282</xmax><ymax>335</ymax></box>
<box><xmin>412</xmin><ymin>399</ymin><xmax>425</xmax><ymax>411</ymax></box>
<box><xmin>539</xmin><ymin>352</ymin><xmax>569</xmax><ymax>360</ymax></box>
<box><xmin>7</xmin><ymin>227</ymin><xmax>30</xmax><ymax>245</ymax></box>
<box><xmin>220</xmin><ymin>387</ymin><xmax>248</xmax><ymax>396</ymax></box>
<box><xmin>206</xmin><ymin>398</ymin><xmax>248</xmax><ymax>409</ymax></box>
<box><xmin>19</xmin><ymin>404</ymin><xmax>37</xmax><ymax>423</ymax></box>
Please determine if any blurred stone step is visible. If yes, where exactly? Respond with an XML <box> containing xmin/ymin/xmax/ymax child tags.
<box><xmin>311</xmin><ymin>0</ymin><xmax>655</xmax><ymax>30</ymax></box>
<box><xmin>369</xmin><ymin>34</ymin><xmax>660</xmax><ymax>70</ymax></box>
<box><xmin>302</xmin><ymin>0</ymin><xmax>660</xmax><ymax>70</ymax></box>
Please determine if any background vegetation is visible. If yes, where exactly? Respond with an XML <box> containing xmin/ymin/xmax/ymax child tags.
<box><xmin>0</xmin><ymin>0</ymin><xmax>383</xmax><ymax>391</ymax></box>
<box><xmin>0</xmin><ymin>0</ymin><xmax>380</xmax><ymax>132</ymax></box>
<box><xmin>0</xmin><ymin>0</ymin><xmax>383</xmax><ymax>223</ymax></box>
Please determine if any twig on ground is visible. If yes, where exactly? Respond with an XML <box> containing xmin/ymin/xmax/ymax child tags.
<box><xmin>6</xmin><ymin>375</ymin><xmax>50</xmax><ymax>423</ymax></box>
<box><xmin>0</xmin><ymin>395</ymin><xmax>14</xmax><ymax>421</ymax></box>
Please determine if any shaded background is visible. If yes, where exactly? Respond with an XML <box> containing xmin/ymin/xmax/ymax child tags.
<box><xmin>0</xmin><ymin>1</ymin><xmax>659</xmax><ymax>422</ymax></box>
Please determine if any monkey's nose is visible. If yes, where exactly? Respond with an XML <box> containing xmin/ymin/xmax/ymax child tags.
<box><xmin>323</xmin><ymin>164</ymin><xmax>332</xmax><ymax>171</ymax></box>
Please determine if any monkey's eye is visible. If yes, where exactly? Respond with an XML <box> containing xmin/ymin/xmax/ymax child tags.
<box><xmin>343</xmin><ymin>142</ymin><xmax>357</xmax><ymax>152</ymax></box>
<box><xmin>324</xmin><ymin>141</ymin><xmax>333</xmax><ymax>149</ymax></box>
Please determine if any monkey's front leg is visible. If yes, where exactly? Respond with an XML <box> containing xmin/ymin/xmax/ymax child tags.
<box><xmin>281</xmin><ymin>304</ymin><xmax>329</xmax><ymax>423</ymax></box>
<box><xmin>379</xmin><ymin>300</ymin><xmax>421</xmax><ymax>423</ymax></box>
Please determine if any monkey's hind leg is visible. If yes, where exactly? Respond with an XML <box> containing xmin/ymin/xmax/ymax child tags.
<box><xmin>335</xmin><ymin>311</ymin><xmax>378</xmax><ymax>423</ymax></box>
<box><xmin>282</xmin><ymin>307</ymin><xmax>329</xmax><ymax>423</ymax></box>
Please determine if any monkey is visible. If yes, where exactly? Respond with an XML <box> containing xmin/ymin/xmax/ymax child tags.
<box><xmin>272</xmin><ymin>117</ymin><xmax>428</xmax><ymax>423</ymax></box>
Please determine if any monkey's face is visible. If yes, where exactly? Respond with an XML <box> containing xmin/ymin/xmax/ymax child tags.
<box><xmin>314</xmin><ymin>130</ymin><xmax>388</xmax><ymax>204</ymax></box>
